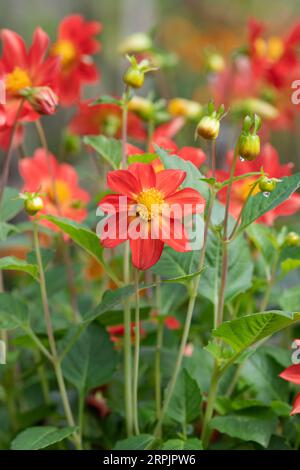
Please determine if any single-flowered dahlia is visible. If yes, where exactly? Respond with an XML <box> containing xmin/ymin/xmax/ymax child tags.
<box><xmin>0</xmin><ymin>27</ymin><xmax>59</xmax><ymax>147</ymax></box>
<box><xmin>216</xmin><ymin>143</ymin><xmax>300</xmax><ymax>225</ymax></box>
<box><xmin>19</xmin><ymin>148</ymin><xmax>90</xmax><ymax>231</ymax></box>
<box><xmin>69</xmin><ymin>100</ymin><xmax>146</xmax><ymax>141</ymax></box>
<box><xmin>249</xmin><ymin>18</ymin><xmax>300</xmax><ymax>89</ymax></box>
<box><xmin>51</xmin><ymin>14</ymin><xmax>101</xmax><ymax>105</ymax></box>
<box><xmin>98</xmin><ymin>163</ymin><xmax>204</xmax><ymax>270</ymax></box>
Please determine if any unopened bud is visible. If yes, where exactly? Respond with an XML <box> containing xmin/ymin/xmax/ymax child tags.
<box><xmin>123</xmin><ymin>67</ymin><xmax>144</xmax><ymax>88</ymax></box>
<box><xmin>285</xmin><ymin>231</ymin><xmax>300</xmax><ymax>247</ymax></box>
<box><xmin>196</xmin><ymin>115</ymin><xmax>220</xmax><ymax>140</ymax></box>
<box><xmin>24</xmin><ymin>86</ymin><xmax>58</xmax><ymax>115</ymax></box>
<box><xmin>238</xmin><ymin>134</ymin><xmax>260</xmax><ymax>161</ymax></box>
<box><xmin>23</xmin><ymin>194</ymin><xmax>44</xmax><ymax>215</ymax></box>
<box><xmin>258</xmin><ymin>176</ymin><xmax>277</xmax><ymax>192</ymax></box>
<box><xmin>205</xmin><ymin>52</ymin><xmax>225</xmax><ymax>73</ymax></box>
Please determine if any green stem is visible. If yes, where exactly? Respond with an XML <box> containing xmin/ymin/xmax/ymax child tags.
<box><xmin>211</xmin><ymin>140</ymin><xmax>216</xmax><ymax>178</ymax></box>
<box><xmin>154</xmin><ymin>275</ymin><xmax>164</xmax><ymax>431</ymax></box>
<box><xmin>201</xmin><ymin>365</ymin><xmax>220</xmax><ymax>448</ymax></box>
<box><xmin>147</xmin><ymin>119</ymin><xmax>155</xmax><ymax>152</ymax></box>
<box><xmin>260</xmin><ymin>251</ymin><xmax>279</xmax><ymax>311</ymax></box>
<box><xmin>123</xmin><ymin>242</ymin><xmax>133</xmax><ymax>437</ymax></box>
<box><xmin>33</xmin><ymin>220</ymin><xmax>81</xmax><ymax>449</ymax></box>
<box><xmin>229</xmin><ymin>182</ymin><xmax>259</xmax><ymax>240</ymax></box>
<box><xmin>78</xmin><ymin>391</ymin><xmax>85</xmax><ymax>445</ymax></box>
<box><xmin>36</xmin><ymin>350</ymin><xmax>51</xmax><ymax>405</ymax></box>
<box><xmin>154</xmin><ymin>188</ymin><xmax>216</xmax><ymax>437</ymax></box>
<box><xmin>121</xmin><ymin>86</ymin><xmax>129</xmax><ymax>170</ymax></box>
<box><xmin>133</xmin><ymin>269</ymin><xmax>140</xmax><ymax>435</ymax></box>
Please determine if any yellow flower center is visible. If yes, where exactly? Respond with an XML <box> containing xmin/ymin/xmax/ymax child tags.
<box><xmin>254</xmin><ymin>36</ymin><xmax>284</xmax><ymax>63</ymax></box>
<box><xmin>6</xmin><ymin>67</ymin><xmax>32</xmax><ymax>95</ymax></box>
<box><xmin>47</xmin><ymin>180</ymin><xmax>71</xmax><ymax>205</ymax></box>
<box><xmin>237</xmin><ymin>178</ymin><xmax>260</xmax><ymax>201</ymax></box>
<box><xmin>136</xmin><ymin>188</ymin><xmax>164</xmax><ymax>221</ymax></box>
<box><xmin>52</xmin><ymin>39</ymin><xmax>77</xmax><ymax>68</ymax></box>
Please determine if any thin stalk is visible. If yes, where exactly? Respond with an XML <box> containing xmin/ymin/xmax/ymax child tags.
<box><xmin>78</xmin><ymin>391</ymin><xmax>85</xmax><ymax>445</ymax></box>
<box><xmin>260</xmin><ymin>252</ymin><xmax>279</xmax><ymax>311</ymax></box>
<box><xmin>123</xmin><ymin>242</ymin><xmax>133</xmax><ymax>436</ymax></box>
<box><xmin>121</xmin><ymin>86</ymin><xmax>129</xmax><ymax>170</ymax></box>
<box><xmin>133</xmin><ymin>269</ymin><xmax>140</xmax><ymax>435</ymax></box>
<box><xmin>201</xmin><ymin>365</ymin><xmax>220</xmax><ymax>448</ymax></box>
<box><xmin>154</xmin><ymin>275</ymin><xmax>164</xmax><ymax>430</ymax></box>
<box><xmin>154</xmin><ymin>188</ymin><xmax>216</xmax><ymax>437</ymax></box>
<box><xmin>0</xmin><ymin>99</ymin><xmax>25</xmax><ymax>201</ymax></box>
<box><xmin>147</xmin><ymin>119</ymin><xmax>155</xmax><ymax>152</ymax></box>
<box><xmin>36</xmin><ymin>350</ymin><xmax>51</xmax><ymax>405</ymax></box>
<box><xmin>35</xmin><ymin>120</ymin><xmax>79</xmax><ymax>323</ymax></box>
<box><xmin>229</xmin><ymin>182</ymin><xmax>259</xmax><ymax>240</ymax></box>
<box><xmin>211</xmin><ymin>140</ymin><xmax>216</xmax><ymax>178</ymax></box>
<box><xmin>33</xmin><ymin>220</ymin><xmax>81</xmax><ymax>449</ymax></box>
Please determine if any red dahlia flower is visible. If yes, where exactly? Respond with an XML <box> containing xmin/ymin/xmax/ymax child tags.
<box><xmin>216</xmin><ymin>143</ymin><xmax>300</xmax><ymax>225</ymax></box>
<box><xmin>248</xmin><ymin>18</ymin><xmax>300</xmax><ymax>89</ymax></box>
<box><xmin>19</xmin><ymin>149</ymin><xmax>90</xmax><ymax>231</ymax></box>
<box><xmin>51</xmin><ymin>14</ymin><xmax>101</xmax><ymax>105</ymax></box>
<box><xmin>99</xmin><ymin>163</ymin><xmax>204</xmax><ymax>270</ymax></box>
<box><xmin>280</xmin><ymin>344</ymin><xmax>300</xmax><ymax>415</ymax></box>
<box><xmin>70</xmin><ymin>100</ymin><xmax>146</xmax><ymax>141</ymax></box>
<box><xmin>0</xmin><ymin>27</ymin><xmax>59</xmax><ymax>132</ymax></box>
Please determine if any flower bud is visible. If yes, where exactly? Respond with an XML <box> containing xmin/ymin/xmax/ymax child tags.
<box><xmin>25</xmin><ymin>86</ymin><xmax>58</xmax><ymax>115</ymax></box>
<box><xmin>238</xmin><ymin>114</ymin><xmax>261</xmax><ymax>161</ymax></box>
<box><xmin>196</xmin><ymin>115</ymin><xmax>220</xmax><ymax>140</ymax></box>
<box><xmin>205</xmin><ymin>52</ymin><xmax>225</xmax><ymax>73</ymax></box>
<box><xmin>285</xmin><ymin>231</ymin><xmax>300</xmax><ymax>247</ymax></box>
<box><xmin>24</xmin><ymin>195</ymin><xmax>44</xmax><ymax>215</ymax></box>
<box><xmin>258</xmin><ymin>176</ymin><xmax>277</xmax><ymax>193</ymax></box>
<box><xmin>238</xmin><ymin>134</ymin><xmax>260</xmax><ymax>161</ymax></box>
<box><xmin>168</xmin><ymin>98</ymin><xmax>202</xmax><ymax>120</ymax></box>
<box><xmin>123</xmin><ymin>67</ymin><xmax>144</xmax><ymax>88</ymax></box>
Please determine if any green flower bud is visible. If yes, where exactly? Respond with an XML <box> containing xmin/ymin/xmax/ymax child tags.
<box><xmin>24</xmin><ymin>196</ymin><xmax>44</xmax><ymax>215</ymax></box>
<box><xmin>196</xmin><ymin>115</ymin><xmax>220</xmax><ymax>140</ymax></box>
<box><xmin>238</xmin><ymin>134</ymin><xmax>260</xmax><ymax>161</ymax></box>
<box><xmin>258</xmin><ymin>176</ymin><xmax>277</xmax><ymax>193</ymax></box>
<box><xmin>123</xmin><ymin>67</ymin><xmax>144</xmax><ymax>88</ymax></box>
<box><xmin>285</xmin><ymin>231</ymin><xmax>300</xmax><ymax>247</ymax></box>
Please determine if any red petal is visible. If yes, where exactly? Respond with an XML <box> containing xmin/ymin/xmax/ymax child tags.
<box><xmin>107</xmin><ymin>170</ymin><xmax>140</xmax><ymax>198</ymax></box>
<box><xmin>101</xmin><ymin>212</ymin><xmax>128</xmax><ymax>248</ymax></box>
<box><xmin>279</xmin><ymin>364</ymin><xmax>300</xmax><ymax>385</ymax></box>
<box><xmin>160</xmin><ymin>216</ymin><xmax>191</xmax><ymax>252</ymax></box>
<box><xmin>156</xmin><ymin>170</ymin><xmax>186</xmax><ymax>197</ymax></box>
<box><xmin>165</xmin><ymin>188</ymin><xmax>205</xmax><ymax>216</ymax></box>
<box><xmin>1</xmin><ymin>29</ymin><xmax>27</xmax><ymax>70</ymax></box>
<box><xmin>130</xmin><ymin>236</ymin><xmax>164</xmax><ymax>270</ymax></box>
<box><xmin>291</xmin><ymin>393</ymin><xmax>300</xmax><ymax>415</ymax></box>
<box><xmin>177</xmin><ymin>146</ymin><xmax>206</xmax><ymax>168</ymax></box>
<box><xmin>153</xmin><ymin>117</ymin><xmax>184</xmax><ymax>139</ymax></box>
<box><xmin>128</xmin><ymin>163</ymin><xmax>156</xmax><ymax>190</ymax></box>
<box><xmin>126</xmin><ymin>143</ymin><xmax>143</xmax><ymax>156</ymax></box>
<box><xmin>28</xmin><ymin>28</ymin><xmax>49</xmax><ymax>70</ymax></box>
<box><xmin>99</xmin><ymin>194</ymin><xmax>133</xmax><ymax>214</ymax></box>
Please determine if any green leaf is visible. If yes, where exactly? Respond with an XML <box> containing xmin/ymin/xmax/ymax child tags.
<box><xmin>155</xmin><ymin>146</ymin><xmax>209</xmax><ymax>200</ymax></box>
<box><xmin>0</xmin><ymin>293</ymin><xmax>28</xmax><ymax>330</ymax></box>
<box><xmin>42</xmin><ymin>215</ymin><xmax>121</xmax><ymax>286</ymax></box>
<box><xmin>211</xmin><ymin>409</ymin><xmax>277</xmax><ymax>448</ymax></box>
<box><xmin>91</xmin><ymin>95</ymin><xmax>122</xmax><ymax>106</ymax></box>
<box><xmin>0</xmin><ymin>221</ymin><xmax>19</xmax><ymax>241</ymax></box>
<box><xmin>162</xmin><ymin>438</ymin><xmax>203</xmax><ymax>450</ymax></box>
<box><xmin>213</xmin><ymin>311</ymin><xmax>300</xmax><ymax>354</ymax></box>
<box><xmin>114</xmin><ymin>434</ymin><xmax>155</xmax><ymax>450</ymax></box>
<box><xmin>62</xmin><ymin>324</ymin><xmax>117</xmax><ymax>393</ymax></box>
<box><xmin>83</xmin><ymin>285</ymin><xmax>135</xmax><ymax>323</ymax></box>
<box><xmin>279</xmin><ymin>286</ymin><xmax>300</xmax><ymax>311</ymax></box>
<box><xmin>83</xmin><ymin>135</ymin><xmax>122</xmax><ymax>169</ymax></box>
<box><xmin>128</xmin><ymin>153</ymin><xmax>158</xmax><ymax>164</ymax></box>
<box><xmin>166</xmin><ymin>369</ymin><xmax>202</xmax><ymax>425</ymax></box>
<box><xmin>11</xmin><ymin>426</ymin><xmax>76</xmax><ymax>450</ymax></box>
<box><xmin>199</xmin><ymin>232</ymin><xmax>253</xmax><ymax>304</ymax></box>
<box><xmin>0</xmin><ymin>256</ymin><xmax>38</xmax><ymax>280</ymax></box>
<box><xmin>238</xmin><ymin>173</ymin><xmax>300</xmax><ymax>233</ymax></box>
<box><xmin>0</xmin><ymin>187</ymin><xmax>23</xmax><ymax>222</ymax></box>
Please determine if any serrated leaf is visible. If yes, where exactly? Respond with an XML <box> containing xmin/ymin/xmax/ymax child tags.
<box><xmin>0</xmin><ymin>293</ymin><xmax>29</xmax><ymax>330</ymax></box>
<box><xmin>213</xmin><ymin>311</ymin><xmax>300</xmax><ymax>354</ymax></box>
<box><xmin>114</xmin><ymin>434</ymin><xmax>155</xmax><ymax>450</ymax></box>
<box><xmin>166</xmin><ymin>369</ymin><xmax>202</xmax><ymax>425</ymax></box>
<box><xmin>238</xmin><ymin>173</ymin><xmax>300</xmax><ymax>232</ymax></box>
<box><xmin>128</xmin><ymin>153</ymin><xmax>158</xmax><ymax>164</ymax></box>
<box><xmin>162</xmin><ymin>438</ymin><xmax>203</xmax><ymax>450</ymax></box>
<box><xmin>0</xmin><ymin>256</ymin><xmax>38</xmax><ymax>280</ymax></box>
<box><xmin>83</xmin><ymin>135</ymin><xmax>122</xmax><ymax>169</ymax></box>
<box><xmin>62</xmin><ymin>324</ymin><xmax>117</xmax><ymax>393</ymax></box>
<box><xmin>211</xmin><ymin>409</ymin><xmax>277</xmax><ymax>448</ymax></box>
<box><xmin>11</xmin><ymin>426</ymin><xmax>76</xmax><ymax>450</ymax></box>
